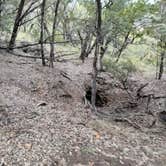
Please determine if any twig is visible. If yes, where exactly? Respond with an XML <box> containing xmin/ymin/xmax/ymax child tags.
<box><xmin>60</xmin><ymin>71</ymin><xmax>72</xmax><ymax>81</ymax></box>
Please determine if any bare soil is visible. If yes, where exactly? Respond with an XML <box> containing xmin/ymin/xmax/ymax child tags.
<box><xmin>0</xmin><ymin>50</ymin><xmax>166</xmax><ymax>166</ymax></box>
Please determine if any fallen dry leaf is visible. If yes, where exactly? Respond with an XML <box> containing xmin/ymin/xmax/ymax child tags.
<box><xmin>95</xmin><ymin>131</ymin><xmax>101</xmax><ymax>139</ymax></box>
<box><xmin>24</xmin><ymin>143</ymin><xmax>32</xmax><ymax>150</ymax></box>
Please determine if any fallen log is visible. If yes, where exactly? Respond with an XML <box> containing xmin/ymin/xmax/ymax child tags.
<box><xmin>0</xmin><ymin>40</ymin><xmax>80</xmax><ymax>50</ymax></box>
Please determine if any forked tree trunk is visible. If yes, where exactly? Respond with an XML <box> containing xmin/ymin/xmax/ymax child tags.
<box><xmin>78</xmin><ymin>31</ymin><xmax>94</xmax><ymax>62</ymax></box>
<box><xmin>40</xmin><ymin>0</ymin><xmax>46</xmax><ymax>66</ymax></box>
<box><xmin>49</xmin><ymin>0</ymin><xmax>61</xmax><ymax>68</ymax></box>
<box><xmin>8</xmin><ymin>0</ymin><xmax>25</xmax><ymax>50</ymax></box>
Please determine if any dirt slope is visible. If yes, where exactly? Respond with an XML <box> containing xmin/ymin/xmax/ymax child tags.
<box><xmin>0</xmin><ymin>50</ymin><xmax>166</xmax><ymax>166</ymax></box>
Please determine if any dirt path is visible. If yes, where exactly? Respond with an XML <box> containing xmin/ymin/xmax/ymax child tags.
<box><xmin>0</xmin><ymin>51</ymin><xmax>166</xmax><ymax>166</ymax></box>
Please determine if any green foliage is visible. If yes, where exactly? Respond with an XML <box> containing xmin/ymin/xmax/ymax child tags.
<box><xmin>103</xmin><ymin>58</ymin><xmax>137</xmax><ymax>80</ymax></box>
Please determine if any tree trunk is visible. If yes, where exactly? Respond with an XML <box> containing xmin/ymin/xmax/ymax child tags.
<box><xmin>63</xmin><ymin>22</ymin><xmax>67</xmax><ymax>40</ymax></box>
<box><xmin>98</xmin><ymin>37</ymin><xmax>112</xmax><ymax>71</ymax></box>
<box><xmin>78</xmin><ymin>30</ymin><xmax>95</xmax><ymax>62</ymax></box>
<box><xmin>0</xmin><ymin>0</ymin><xmax>5</xmax><ymax>20</ymax></box>
<box><xmin>49</xmin><ymin>0</ymin><xmax>61</xmax><ymax>68</ymax></box>
<box><xmin>158</xmin><ymin>51</ymin><xmax>165</xmax><ymax>80</ymax></box>
<box><xmin>91</xmin><ymin>0</ymin><xmax>102</xmax><ymax>112</ymax></box>
<box><xmin>8</xmin><ymin>0</ymin><xmax>25</xmax><ymax>50</ymax></box>
<box><xmin>158</xmin><ymin>1</ymin><xmax>166</xmax><ymax>80</ymax></box>
<box><xmin>80</xmin><ymin>36</ymin><xmax>89</xmax><ymax>62</ymax></box>
<box><xmin>0</xmin><ymin>0</ymin><xmax>2</xmax><ymax>23</ymax></box>
<box><xmin>99</xmin><ymin>47</ymin><xmax>107</xmax><ymax>71</ymax></box>
<box><xmin>115</xmin><ymin>31</ymin><xmax>130</xmax><ymax>63</ymax></box>
<box><xmin>40</xmin><ymin>0</ymin><xmax>46</xmax><ymax>66</ymax></box>
<box><xmin>86</xmin><ymin>35</ymin><xmax>95</xmax><ymax>56</ymax></box>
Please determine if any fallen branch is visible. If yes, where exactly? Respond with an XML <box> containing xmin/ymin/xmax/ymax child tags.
<box><xmin>0</xmin><ymin>40</ymin><xmax>80</xmax><ymax>50</ymax></box>
<box><xmin>60</xmin><ymin>71</ymin><xmax>72</xmax><ymax>81</ymax></box>
<box><xmin>154</xmin><ymin>95</ymin><xmax>166</xmax><ymax>99</ymax></box>
<box><xmin>138</xmin><ymin>93</ymin><xmax>166</xmax><ymax>100</ymax></box>
<box><xmin>137</xmin><ymin>83</ymin><xmax>149</xmax><ymax>99</ymax></box>
<box><xmin>114</xmin><ymin>118</ymin><xmax>142</xmax><ymax>131</ymax></box>
<box><xmin>8</xmin><ymin>51</ymin><xmax>46</xmax><ymax>60</ymax></box>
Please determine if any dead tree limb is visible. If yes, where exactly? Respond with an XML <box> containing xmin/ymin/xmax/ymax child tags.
<box><xmin>136</xmin><ymin>83</ymin><xmax>149</xmax><ymax>99</ymax></box>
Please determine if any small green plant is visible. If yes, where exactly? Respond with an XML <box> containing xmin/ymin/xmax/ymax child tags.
<box><xmin>81</xmin><ymin>147</ymin><xmax>96</xmax><ymax>155</ymax></box>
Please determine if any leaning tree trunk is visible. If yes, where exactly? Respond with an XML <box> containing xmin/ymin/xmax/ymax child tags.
<box><xmin>91</xmin><ymin>0</ymin><xmax>102</xmax><ymax>112</ymax></box>
<box><xmin>8</xmin><ymin>0</ymin><xmax>25</xmax><ymax>50</ymax></box>
<box><xmin>40</xmin><ymin>0</ymin><xmax>46</xmax><ymax>66</ymax></box>
<box><xmin>49</xmin><ymin>0</ymin><xmax>61</xmax><ymax>68</ymax></box>
<box><xmin>115</xmin><ymin>31</ymin><xmax>130</xmax><ymax>63</ymax></box>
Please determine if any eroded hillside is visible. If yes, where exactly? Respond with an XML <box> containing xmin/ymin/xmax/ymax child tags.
<box><xmin>0</xmin><ymin>50</ymin><xmax>166</xmax><ymax>166</ymax></box>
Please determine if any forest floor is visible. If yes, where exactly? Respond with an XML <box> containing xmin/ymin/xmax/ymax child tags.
<box><xmin>0</xmin><ymin>49</ymin><xmax>166</xmax><ymax>166</ymax></box>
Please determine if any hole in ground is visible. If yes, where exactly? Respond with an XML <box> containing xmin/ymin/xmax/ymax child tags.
<box><xmin>85</xmin><ymin>87</ymin><xmax>108</xmax><ymax>107</ymax></box>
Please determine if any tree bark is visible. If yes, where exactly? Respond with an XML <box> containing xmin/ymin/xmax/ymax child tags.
<box><xmin>115</xmin><ymin>31</ymin><xmax>138</xmax><ymax>63</ymax></box>
<box><xmin>0</xmin><ymin>0</ymin><xmax>2</xmax><ymax>22</ymax></box>
<box><xmin>115</xmin><ymin>31</ymin><xmax>130</xmax><ymax>63</ymax></box>
<box><xmin>0</xmin><ymin>0</ymin><xmax>5</xmax><ymax>19</ymax></box>
<box><xmin>49</xmin><ymin>0</ymin><xmax>61</xmax><ymax>68</ymax></box>
<box><xmin>78</xmin><ymin>30</ymin><xmax>91</xmax><ymax>62</ymax></box>
<box><xmin>98</xmin><ymin>37</ymin><xmax>112</xmax><ymax>71</ymax></box>
<box><xmin>158</xmin><ymin>51</ymin><xmax>165</xmax><ymax>80</ymax></box>
<box><xmin>8</xmin><ymin>0</ymin><xmax>25</xmax><ymax>50</ymax></box>
<box><xmin>99</xmin><ymin>46</ymin><xmax>107</xmax><ymax>71</ymax></box>
<box><xmin>8</xmin><ymin>0</ymin><xmax>41</xmax><ymax>50</ymax></box>
<box><xmin>158</xmin><ymin>1</ymin><xmax>166</xmax><ymax>80</ymax></box>
<box><xmin>40</xmin><ymin>0</ymin><xmax>46</xmax><ymax>66</ymax></box>
<box><xmin>91</xmin><ymin>0</ymin><xmax>102</xmax><ymax>112</ymax></box>
<box><xmin>78</xmin><ymin>31</ymin><xmax>95</xmax><ymax>62</ymax></box>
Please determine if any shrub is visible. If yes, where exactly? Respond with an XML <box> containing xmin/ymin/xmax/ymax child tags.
<box><xmin>103</xmin><ymin>58</ymin><xmax>137</xmax><ymax>81</ymax></box>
